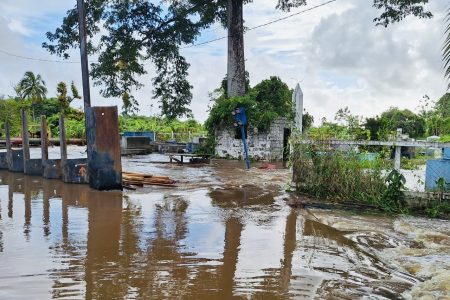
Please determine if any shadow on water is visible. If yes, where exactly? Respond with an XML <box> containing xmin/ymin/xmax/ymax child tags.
<box><xmin>0</xmin><ymin>170</ymin><xmax>420</xmax><ymax>299</ymax></box>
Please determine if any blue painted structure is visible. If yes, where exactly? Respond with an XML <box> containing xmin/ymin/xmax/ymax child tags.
<box><xmin>186</xmin><ymin>142</ymin><xmax>199</xmax><ymax>153</ymax></box>
<box><xmin>232</xmin><ymin>107</ymin><xmax>250</xmax><ymax>169</ymax></box>
<box><xmin>425</xmin><ymin>147</ymin><xmax>450</xmax><ymax>191</ymax></box>
<box><xmin>122</xmin><ymin>131</ymin><xmax>155</xmax><ymax>141</ymax></box>
<box><xmin>443</xmin><ymin>148</ymin><xmax>450</xmax><ymax>160</ymax></box>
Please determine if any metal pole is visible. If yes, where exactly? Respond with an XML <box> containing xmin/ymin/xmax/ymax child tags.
<box><xmin>77</xmin><ymin>0</ymin><xmax>91</xmax><ymax>110</ymax></box>
<box><xmin>240</xmin><ymin>126</ymin><xmax>250</xmax><ymax>169</ymax></box>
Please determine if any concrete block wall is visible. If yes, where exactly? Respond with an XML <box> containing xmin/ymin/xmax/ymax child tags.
<box><xmin>215</xmin><ymin>118</ymin><xmax>290</xmax><ymax>161</ymax></box>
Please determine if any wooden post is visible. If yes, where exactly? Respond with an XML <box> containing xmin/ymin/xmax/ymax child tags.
<box><xmin>41</xmin><ymin>116</ymin><xmax>49</xmax><ymax>161</ymax></box>
<box><xmin>20</xmin><ymin>109</ymin><xmax>30</xmax><ymax>162</ymax></box>
<box><xmin>59</xmin><ymin>116</ymin><xmax>67</xmax><ymax>163</ymax></box>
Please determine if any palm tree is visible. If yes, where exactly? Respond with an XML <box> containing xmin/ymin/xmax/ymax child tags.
<box><xmin>16</xmin><ymin>71</ymin><xmax>48</xmax><ymax>120</ymax></box>
<box><xmin>445</xmin><ymin>10</ymin><xmax>450</xmax><ymax>90</ymax></box>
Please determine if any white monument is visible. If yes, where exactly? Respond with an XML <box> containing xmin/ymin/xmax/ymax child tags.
<box><xmin>292</xmin><ymin>83</ymin><xmax>303</xmax><ymax>132</ymax></box>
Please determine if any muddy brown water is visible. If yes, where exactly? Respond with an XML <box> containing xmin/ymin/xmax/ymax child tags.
<box><xmin>0</xmin><ymin>150</ymin><xmax>449</xmax><ymax>299</ymax></box>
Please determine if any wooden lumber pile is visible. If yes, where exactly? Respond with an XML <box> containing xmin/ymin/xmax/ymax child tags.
<box><xmin>122</xmin><ymin>171</ymin><xmax>176</xmax><ymax>188</ymax></box>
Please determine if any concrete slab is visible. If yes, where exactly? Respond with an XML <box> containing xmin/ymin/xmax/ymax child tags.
<box><xmin>43</xmin><ymin>159</ymin><xmax>62</xmax><ymax>179</ymax></box>
<box><xmin>8</xmin><ymin>149</ymin><xmax>24</xmax><ymax>172</ymax></box>
<box><xmin>62</xmin><ymin>158</ymin><xmax>89</xmax><ymax>184</ymax></box>
<box><xmin>24</xmin><ymin>159</ymin><xmax>43</xmax><ymax>176</ymax></box>
<box><xmin>0</xmin><ymin>152</ymin><xmax>7</xmax><ymax>169</ymax></box>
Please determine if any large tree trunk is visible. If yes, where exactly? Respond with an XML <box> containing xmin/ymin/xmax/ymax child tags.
<box><xmin>227</xmin><ymin>0</ymin><xmax>246</xmax><ymax>97</ymax></box>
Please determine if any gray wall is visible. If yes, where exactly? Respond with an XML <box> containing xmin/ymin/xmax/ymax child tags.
<box><xmin>215</xmin><ymin>118</ymin><xmax>290</xmax><ymax>161</ymax></box>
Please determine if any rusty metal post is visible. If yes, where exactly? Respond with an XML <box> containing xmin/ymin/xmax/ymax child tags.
<box><xmin>86</xmin><ymin>106</ymin><xmax>122</xmax><ymax>190</ymax></box>
<box><xmin>41</xmin><ymin>116</ymin><xmax>49</xmax><ymax>161</ymax></box>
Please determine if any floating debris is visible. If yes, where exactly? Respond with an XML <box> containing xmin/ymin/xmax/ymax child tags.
<box><xmin>122</xmin><ymin>171</ymin><xmax>176</xmax><ymax>188</ymax></box>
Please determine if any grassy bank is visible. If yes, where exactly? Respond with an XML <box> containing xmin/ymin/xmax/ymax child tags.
<box><xmin>291</xmin><ymin>136</ymin><xmax>449</xmax><ymax>218</ymax></box>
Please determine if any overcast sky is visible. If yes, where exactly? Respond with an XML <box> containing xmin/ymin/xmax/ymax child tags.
<box><xmin>0</xmin><ymin>0</ymin><xmax>447</xmax><ymax>123</ymax></box>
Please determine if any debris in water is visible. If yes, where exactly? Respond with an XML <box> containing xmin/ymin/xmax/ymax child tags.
<box><xmin>259</xmin><ymin>163</ymin><xmax>276</xmax><ymax>170</ymax></box>
<box><xmin>122</xmin><ymin>171</ymin><xmax>176</xmax><ymax>188</ymax></box>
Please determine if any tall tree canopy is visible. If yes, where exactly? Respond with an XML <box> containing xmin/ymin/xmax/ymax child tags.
<box><xmin>16</xmin><ymin>71</ymin><xmax>48</xmax><ymax>103</ymax></box>
<box><xmin>15</xmin><ymin>71</ymin><xmax>48</xmax><ymax>120</ymax></box>
<box><xmin>44</xmin><ymin>0</ymin><xmax>431</xmax><ymax>118</ymax></box>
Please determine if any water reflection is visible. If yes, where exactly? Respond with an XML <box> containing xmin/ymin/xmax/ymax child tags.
<box><xmin>0</xmin><ymin>170</ymin><xmax>421</xmax><ymax>299</ymax></box>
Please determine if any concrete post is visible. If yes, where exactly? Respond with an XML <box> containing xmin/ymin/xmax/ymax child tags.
<box><xmin>41</xmin><ymin>116</ymin><xmax>49</xmax><ymax>161</ymax></box>
<box><xmin>42</xmin><ymin>116</ymin><xmax>62</xmax><ymax>179</ymax></box>
<box><xmin>5</xmin><ymin>122</ymin><xmax>11</xmax><ymax>152</ymax></box>
<box><xmin>21</xmin><ymin>109</ymin><xmax>42</xmax><ymax>175</ymax></box>
<box><xmin>394</xmin><ymin>146</ymin><xmax>401</xmax><ymax>170</ymax></box>
<box><xmin>0</xmin><ymin>123</ymin><xmax>10</xmax><ymax>169</ymax></box>
<box><xmin>20</xmin><ymin>109</ymin><xmax>30</xmax><ymax>163</ymax></box>
<box><xmin>59</xmin><ymin>116</ymin><xmax>67</xmax><ymax>163</ymax></box>
<box><xmin>6</xmin><ymin>122</ymin><xmax>24</xmax><ymax>172</ymax></box>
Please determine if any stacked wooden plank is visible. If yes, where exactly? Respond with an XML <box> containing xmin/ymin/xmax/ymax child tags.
<box><xmin>122</xmin><ymin>171</ymin><xmax>176</xmax><ymax>188</ymax></box>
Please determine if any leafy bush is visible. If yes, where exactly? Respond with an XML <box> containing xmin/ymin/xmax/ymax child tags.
<box><xmin>205</xmin><ymin>76</ymin><xmax>294</xmax><ymax>135</ymax></box>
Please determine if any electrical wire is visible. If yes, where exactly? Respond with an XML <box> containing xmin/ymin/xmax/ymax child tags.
<box><xmin>0</xmin><ymin>49</ymin><xmax>79</xmax><ymax>63</ymax></box>
<box><xmin>181</xmin><ymin>0</ymin><xmax>337</xmax><ymax>49</ymax></box>
<box><xmin>0</xmin><ymin>0</ymin><xmax>337</xmax><ymax>61</ymax></box>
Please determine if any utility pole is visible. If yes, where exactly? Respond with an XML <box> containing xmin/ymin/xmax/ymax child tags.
<box><xmin>77</xmin><ymin>0</ymin><xmax>91</xmax><ymax>110</ymax></box>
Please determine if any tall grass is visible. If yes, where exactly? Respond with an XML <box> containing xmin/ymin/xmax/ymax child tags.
<box><xmin>291</xmin><ymin>135</ymin><xmax>408</xmax><ymax>213</ymax></box>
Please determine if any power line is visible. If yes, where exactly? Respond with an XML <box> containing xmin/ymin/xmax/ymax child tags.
<box><xmin>0</xmin><ymin>49</ymin><xmax>79</xmax><ymax>63</ymax></box>
<box><xmin>0</xmin><ymin>0</ymin><xmax>337</xmax><ymax>61</ymax></box>
<box><xmin>181</xmin><ymin>0</ymin><xmax>337</xmax><ymax>49</ymax></box>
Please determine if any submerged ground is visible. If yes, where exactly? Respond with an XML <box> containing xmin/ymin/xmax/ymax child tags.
<box><xmin>0</xmin><ymin>148</ymin><xmax>449</xmax><ymax>299</ymax></box>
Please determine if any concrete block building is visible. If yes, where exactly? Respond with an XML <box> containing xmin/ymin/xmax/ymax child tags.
<box><xmin>215</xmin><ymin>118</ymin><xmax>291</xmax><ymax>161</ymax></box>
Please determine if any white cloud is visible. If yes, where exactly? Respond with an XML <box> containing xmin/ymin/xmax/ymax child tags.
<box><xmin>0</xmin><ymin>0</ymin><xmax>447</xmax><ymax>125</ymax></box>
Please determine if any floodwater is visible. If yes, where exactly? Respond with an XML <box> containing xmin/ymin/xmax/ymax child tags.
<box><xmin>0</xmin><ymin>149</ymin><xmax>449</xmax><ymax>299</ymax></box>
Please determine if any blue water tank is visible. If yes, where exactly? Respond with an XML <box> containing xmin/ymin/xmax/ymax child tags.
<box><xmin>425</xmin><ymin>159</ymin><xmax>450</xmax><ymax>191</ymax></box>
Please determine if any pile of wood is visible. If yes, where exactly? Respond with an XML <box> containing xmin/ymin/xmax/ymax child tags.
<box><xmin>122</xmin><ymin>171</ymin><xmax>176</xmax><ymax>188</ymax></box>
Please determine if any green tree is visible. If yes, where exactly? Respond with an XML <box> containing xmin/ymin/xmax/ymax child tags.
<box><xmin>364</xmin><ymin>117</ymin><xmax>382</xmax><ymax>140</ymax></box>
<box><xmin>206</xmin><ymin>76</ymin><xmax>293</xmax><ymax>134</ymax></box>
<box><xmin>45</xmin><ymin>1</ymin><xmax>431</xmax><ymax>116</ymax></box>
<box><xmin>379</xmin><ymin>107</ymin><xmax>425</xmax><ymax>138</ymax></box>
<box><xmin>56</xmin><ymin>81</ymin><xmax>81</xmax><ymax>114</ymax></box>
<box><xmin>302</xmin><ymin>111</ymin><xmax>314</xmax><ymax>132</ymax></box>
<box><xmin>435</xmin><ymin>93</ymin><xmax>450</xmax><ymax>117</ymax></box>
<box><xmin>15</xmin><ymin>71</ymin><xmax>48</xmax><ymax>120</ymax></box>
<box><xmin>121</xmin><ymin>92</ymin><xmax>139</xmax><ymax>116</ymax></box>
